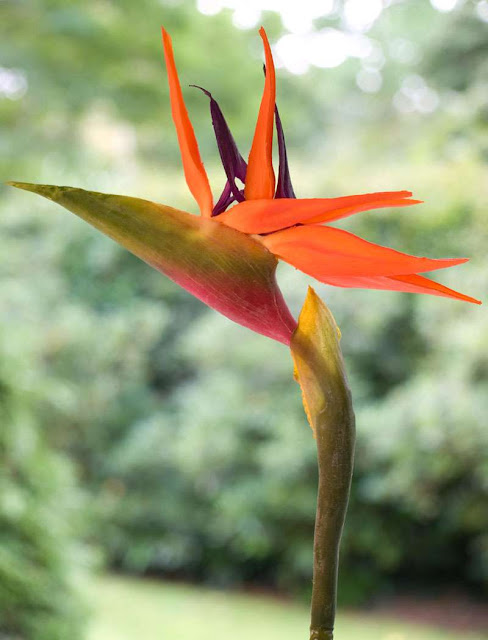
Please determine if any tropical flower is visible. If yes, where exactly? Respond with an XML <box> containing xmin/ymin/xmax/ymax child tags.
<box><xmin>9</xmin><ymin>27</ymin><xmax>479</xmax><ymax>350</ymax></box>
<box><xmin>162</xmin><ymin>25</ymin><xmax>480</xmax><ymax>308</ymax></box>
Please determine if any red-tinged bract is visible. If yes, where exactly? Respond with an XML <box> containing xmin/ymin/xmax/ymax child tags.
<box><xmin>8</xmin><ymin>183</ymin><xmax>297</xmax><ymax>344</ymax></box>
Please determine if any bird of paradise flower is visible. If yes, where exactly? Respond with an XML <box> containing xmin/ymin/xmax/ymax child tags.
<box><xmin>8</xmin><ymin>26</ymin><xmax>480</xmax><ymax>640</ymax></box>
<box><xmin>161</xmin><ymin>27</ymin><xmax>479</xmax><ymax>313</ymax></box>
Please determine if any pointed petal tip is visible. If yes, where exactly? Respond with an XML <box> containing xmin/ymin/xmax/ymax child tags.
<box><xmin>263</xmin><ymin>225</ymin><xmax>475</xmax><ymax>280</ymax></box>
<box><xmin>449</xmin><ymin>257</ymin><xmax>469</xmax><ymax>266</ymax></box>
<box><xmin>161</xmin><ymin>27</ymin><xmax>171</xmax><ymax>48</ymax></box>
<box><xmin>7</xmin><ymin>180</ymin><xmax>34</xmax><ymax>190</ymax></box>
<box><xmin>258</xmin><ymin>27</ymin><xmax>272</xmax><ymax>51</ymax></box>
<box><xmin>393</xmin><ymin>273</ymin><xmax>482</xmax><ymax>305</ymax></box>
<box><xmin>303</xmin><ymin>286</ymin><xmax>342</xmax><ymax>340</ymax></box>
<box><xmin>6</xmin><ymin>181</ymin><xmax>55</xmax><ymax>197</ymax></box>
<box><xmin>245</xmin><ymin>25</ymin><xmax>276</xmax><ymax>200</ymax></box>
<box><xmin>189</xmin><ymin>84</ymin><xmax>212</xmax><ymax>98</ymax></box>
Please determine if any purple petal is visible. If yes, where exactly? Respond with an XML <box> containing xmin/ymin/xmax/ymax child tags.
<box><xmin>212</xmin><ymin>180</ymin><xmax>235</xmax><ymax>217</ymax></box>
<box><xmin>191</xmin><ymin>85</ymin><xmax>247</xmax><ymax>206</ymax></box>
<box><xmin>274</xmin><ymin>105</ymin><xmax>296</xmax><ymax>199</ymax></box>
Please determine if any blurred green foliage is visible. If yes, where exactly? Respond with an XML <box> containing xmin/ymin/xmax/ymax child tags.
<box><xmin>0</xmin><ymin>333</ymin><xmax>87</xmax><ymax>638</ymax></box>
<box><xmin>1</xmin><ymin>0</ymin><xmax>487</xmax><ymax>636</ymax></box>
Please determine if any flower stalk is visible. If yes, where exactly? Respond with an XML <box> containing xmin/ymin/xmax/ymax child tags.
<box><xmin>292</xmin><ymin>288</ymin><xmax>356</xmax><ymax>639</ymax></box>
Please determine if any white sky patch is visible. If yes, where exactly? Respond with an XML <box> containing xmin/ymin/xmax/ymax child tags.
<box><xmin>346</xmin><ymin>34</ymin><xmax>375</xmax><ymax>59</ymax></box>
<box><xmin>388</xmin><ymin>38</ymin><xmax>419</xmax><ymax>65</ymax></box>
<box><xmin>343</xmin><ymin>0</ymin><xmax>384</xmax><ymax>31</ymax></box>
<box><xmin>274</xmin><ymin>34</ymin><xmax>311</xmax><ymax>74</ymax></box>
<box><xmin>232</xmin><ymin>5</ymin><xmax>262</xmax><ymax>29</ymax></box>
<box><xmin>308</xmin><ymin>30</ymin><xmax>349</xmax><ymax>68</ymax></box>
<box><xmin>356</xmin><ymin>69</ymin><xmax>383</xmax><ymax>93</ymax></box>
<box><xmin>197</xmin><ymin>0</ymin><xmax>334</xmax><ymax>33</ymax></box>
<box><xmin>393</xmin><ymin>75</ymin><xmax>440</xmax><ymax>114</ymax></box>
<box><xmin>476</xmin><ymin>0</ymin><xmax>488</xmax><ymax>21</ymax></box>
<box><xmin>0</xmin><ymin>67</ymin><xmax>27</xmax><ymax>100</ymax></box>
<box><xmin>429</xmin><ymin>0</ymin><xmax>460</xmax><ymax>12</ymax></box>
<box><xmin>361</xmin><ymin>41</ymin><xmax>385</xmax><ymax>71</ymax></box>
<box><xmin>274</xmin><ymin>29</ymin><xmax>376</xmax><ymax>74</ymax></box>
<box><xmin>197</xmin><ymin>0</ymin><xmax>221</xmax><ymax>15</ymax></box>
<box><xmin>196</xmin><ymin>0</ymin><xmax>384</xmax><ymax>74</ymax></box>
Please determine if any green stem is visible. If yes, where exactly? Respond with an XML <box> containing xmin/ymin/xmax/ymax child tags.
<box><xmin>309</xmin><ymin>379</ymin><xmax>355</xmax><ymax>640</ymax></box>
<box><xmin>290</xmin><ymin>288</ymin><xmax>355</xmax><ymax>640</ymax></box>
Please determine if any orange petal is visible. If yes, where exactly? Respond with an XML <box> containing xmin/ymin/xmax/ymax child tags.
<box><xmin>219</xmin><ymin>192</ymin><xmax>419</xmax><ymax>234</ymax></box>
<box><xmin>244</xmin><ymin>28</ymin><xmax>276</xmax><ymax>200</ymax></box>
<box><xmin>162</xmin><ymin>28</ymin><xmax>213</xmax><ymax>217</ymax></box>
<box><xmin>261</xmin><ymin>225</ymin><xmax>468</xmax><ymax>278</ymax></box>
<box><xmin>320</xmin><ymin>273</ymin><xmax>481</xmax><ymax>304</ymax></box>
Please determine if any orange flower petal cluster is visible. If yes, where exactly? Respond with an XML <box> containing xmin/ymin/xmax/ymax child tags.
<box><xmin>159</xmin><ymin>27</ymin><xmax>479</xmax><ymax>306</ymax></box>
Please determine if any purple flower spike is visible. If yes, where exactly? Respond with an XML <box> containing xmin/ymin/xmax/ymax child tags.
<box><xmin>213</xmin><ymin>180</ymin><xmax>235</xmax><ymax>217</ymax></box>
<box><xmin>191</xmin><ymin>85</ymin><xmax>247</xmax><ymax>213</ymax></box>
<box><xmin>274</xmin><ymin>105</ymin><xmax>296</xmax><ymax>199</ymax></box>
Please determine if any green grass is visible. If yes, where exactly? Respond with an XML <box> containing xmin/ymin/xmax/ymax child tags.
<box><xmin>87</xmin><ymin>575</ymin><xmax>486</xmax><ymax>640</ymax></box>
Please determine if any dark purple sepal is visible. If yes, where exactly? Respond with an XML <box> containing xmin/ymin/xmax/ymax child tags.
<box><xmin>213</xmin><ymin>181</ymin><xmax>235</xmax><ymax>217</ymax></box>
<box><xmin>191</xmin><ymin>85</ymin><xmax>247</xmax><ymax>207</ymax></box>
<box><xmin>274</xmin><ymin>105</ymin><xmax>296</xmax><ymax>199</ymax></box>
